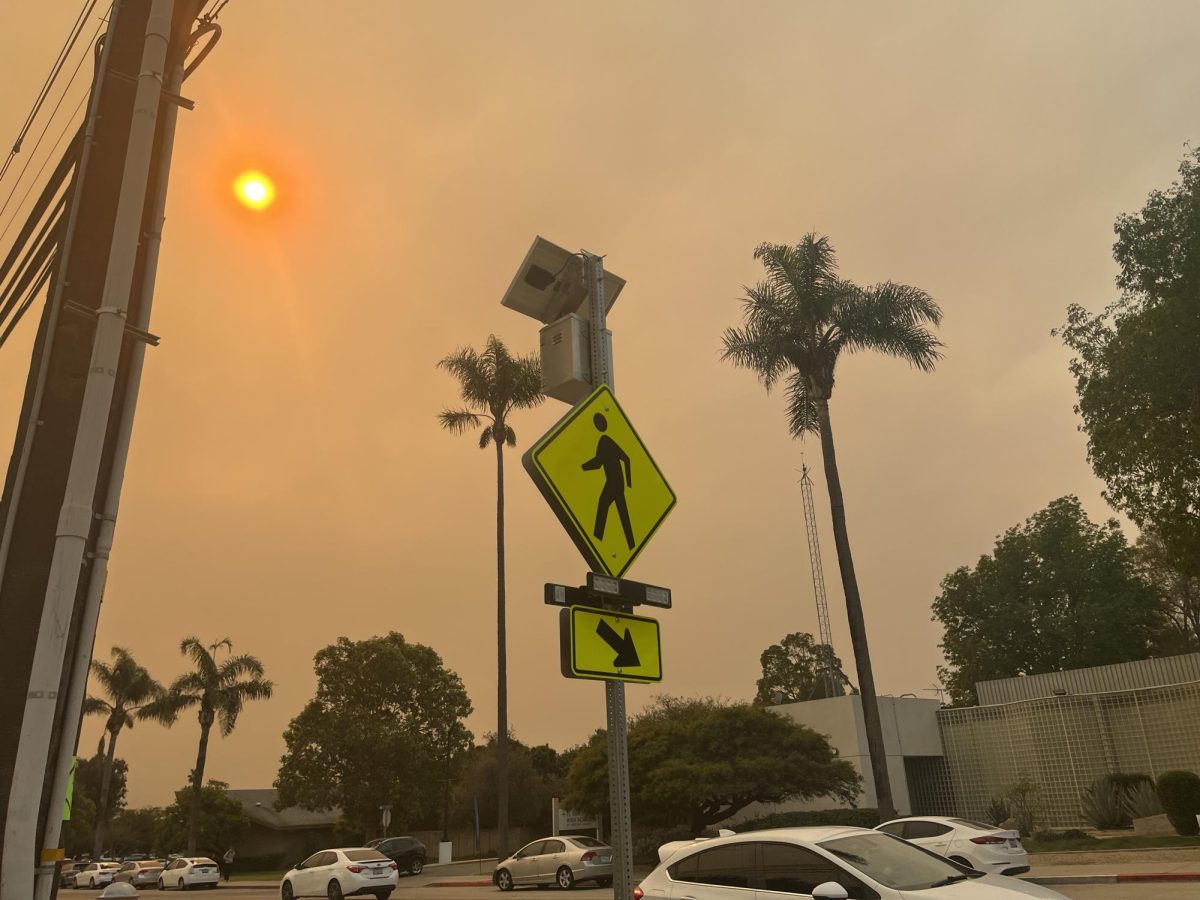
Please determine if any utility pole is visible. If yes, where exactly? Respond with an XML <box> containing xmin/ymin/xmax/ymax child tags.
<box><xmin>582</xmin><ymin>251</ymin><xmax>635</xmax><ymax>900</ymax></box>
<box><xmin>0</xmin><ymin>4</ymin><xmax>210</xmax><ymax>897</ymax></box>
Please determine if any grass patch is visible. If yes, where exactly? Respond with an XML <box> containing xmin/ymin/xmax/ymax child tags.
<box><xmin>1026</xmin><ymin>834</ymin><xmax>1200</xmax><ymax>852</ymax></box>
<box><xmin>230</xmin><ymin>870</ymin><xmax>285</xmax><ymax>881</ymax></box>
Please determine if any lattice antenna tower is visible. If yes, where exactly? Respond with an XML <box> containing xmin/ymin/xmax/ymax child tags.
<box><xmin>801</xmin><ymin>462</ymin><xmax>839</xmax><ymax>698</ymax></box>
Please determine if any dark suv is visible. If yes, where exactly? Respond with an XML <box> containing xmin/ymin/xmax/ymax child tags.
<box><xmin>367</xmin><ymin>837</ymin><xmax>427</xmax><ymax>875</ymax></box>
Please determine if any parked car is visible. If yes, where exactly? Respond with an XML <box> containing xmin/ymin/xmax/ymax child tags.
<box><xmin>365</xmin><ymin>835</ymin><xmax>427</xmax><ymax>875</ymax></box>
<box><xmin>493</xmin><ymin>835</ymin><xmax>613</xmax><ymax>891</ymax></box>
<box><xmin>157</xmin><ymin>857</ymin><xmax>220</xmax><ymax>890</ymax></box>
<box><xmin>876</xmin><ymin>816</ymin><xmax>1030</xmax><ymax>875</ymax></box>
<box><xmin>112</xmin><ymin>859</ymin><xmax>164</xmax><ymax>889</ymax></box>
<box><xmin>637</xmin><ymin>827</ymin><xmax>1065</xmax><ymax>900</ymax></box>
<box><xmin>59</xmin><ymin>861</ymin><xmax>80</xmax><ymax>888</ymax></box>
<box><xmin>72</xmin><ymin>861</ymin><xmax>121</xmax><ymax>889</ymax></box>
<box><xmin>280</xmin><ymin>847</ymin><xmax>398</xmax><ymax>899</ymax></box>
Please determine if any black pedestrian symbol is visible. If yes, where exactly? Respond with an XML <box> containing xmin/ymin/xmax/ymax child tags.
<box><xmin>581</xmin><ymin>412</ymin><xmax>635</xmax><ymax>550</ymax></box>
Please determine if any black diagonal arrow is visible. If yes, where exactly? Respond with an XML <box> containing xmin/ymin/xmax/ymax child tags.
<box><xmin>596</xmin><ymin>619</ymin><xmax>640</xmax><ymax>668</ymax></box>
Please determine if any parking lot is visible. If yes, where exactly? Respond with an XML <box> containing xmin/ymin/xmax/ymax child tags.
<box><xmin>60</xmin><ymin>881</ymin><xmax>1195</xmax><ymax>900</ymax></box>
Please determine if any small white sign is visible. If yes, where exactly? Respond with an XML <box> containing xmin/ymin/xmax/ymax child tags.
<box><xmin>552</xmin><ymin>797</ymin><xmax>600</xmax><ymax>834</ymax></box>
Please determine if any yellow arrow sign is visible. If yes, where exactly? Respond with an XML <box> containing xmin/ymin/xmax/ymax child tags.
<box><xmin>523</xmin><ymin>385</ymin><xmax>676</xmax><ymax>577</ymax></box>
<box><xmin>560</xmin><ymin>605</ymin><xmax>662</xmax><ymax>683</ymax></box>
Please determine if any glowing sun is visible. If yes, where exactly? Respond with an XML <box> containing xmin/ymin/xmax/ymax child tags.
<box><xmin>233</xmin><ymin>170</ymin><xmax>276</xmax><ymax>211</ymax></box>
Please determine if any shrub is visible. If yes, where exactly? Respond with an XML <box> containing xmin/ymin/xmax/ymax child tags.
<box><xmin>734</xmin><ymin>808</ymin><xmax>880</xmax><ymax>831</ymax></box>
<box><xmin>1081</xmin><ymin>778</ymin><xmax>1128</xmax><ymax>829</ymax></box>
<box><xmin>1124</xmin><ymin>780</ymin><xmax>1164</xmax><ymax>820</ymax></box>
<box><xmin>985</xmin><ymin>797</ymin><xmax>1009</xmax><ymax>827</ymax></box>
<box><xmin>1002</xmin><ymin>777</ymin><xmax>1045</xmax><ymax>837</ymax></box>
<box><xmin>1156</xmin><ymin>771</ymin><xmax>1200</xmax><ymax>836</ymax></box>
<box><xmin>631</xmin><ymin>825</ymin><xmax>696</xmax><ymax>865</ymax></box>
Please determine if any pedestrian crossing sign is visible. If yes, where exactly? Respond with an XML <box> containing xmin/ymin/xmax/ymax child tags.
<box><xmin>523</xmin><ymin>385</ymin><xmax>676</xmax><ymax>577</ymax></box>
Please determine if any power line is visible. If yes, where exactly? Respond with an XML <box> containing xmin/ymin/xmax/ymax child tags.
<box><xmin>0</xmin><ymin>0</ymin><xmax>99</xmax><ymax>186</ymax></box>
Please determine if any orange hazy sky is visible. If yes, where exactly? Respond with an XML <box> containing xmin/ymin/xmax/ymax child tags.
<box><xmin>3</xmin><ymin>1</ymin><xmax>1199</xmax><ymax>809</ymax></box>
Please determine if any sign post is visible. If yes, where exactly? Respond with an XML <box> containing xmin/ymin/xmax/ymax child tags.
<box><xmin>507</xmin><ymin>240</ymin><xmax>675</xmax><ymax>900</ymax></box>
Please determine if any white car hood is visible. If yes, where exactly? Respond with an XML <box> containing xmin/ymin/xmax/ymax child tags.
<box><xmin>901</xmin><ymin>875</ymin><xmax>1068</xmax><ymax>899</ymax></box>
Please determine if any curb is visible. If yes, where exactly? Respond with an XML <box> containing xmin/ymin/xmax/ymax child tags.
<box><xmin>1025</xmin><ymin>873</ymin><xmax>1200</xmax><ymax>885</ymax></box>
<box><xmin>427</xmin><ymin>880</ymin><xmax>495</xmax><ymax>887</ymax></box>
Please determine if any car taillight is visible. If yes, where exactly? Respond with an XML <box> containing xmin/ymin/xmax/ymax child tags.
<box><xmin>580</xmin><ymin>851</ymin><xmax>596</xmax><ymax>862</ymax></box>
<box><xmin>347</xmin><ymin>865</ymin><xmax>364</xmax><ymax>873</ymax></box>
<box><xmin>633</xmin><ymin>888</ymin><xmax>644</xmax><ymax>900</ymax></box>
<box><xmin>970</xmin><ymin>835</ymin><xmax>1006</xmax><ymax>845</ymax></box>
<box><xmin>389</xmin><ymin>862</ymin><xmax>398</xmax><ymax>870</ymax></box>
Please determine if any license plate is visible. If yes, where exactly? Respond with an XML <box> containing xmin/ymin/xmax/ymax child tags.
<box><xmin>371</xmin><ymin>868</ymin><xmax>387</xmax><ymax>877</ymax></box>
<box><xmin>1005</xmin><ymin>840</ymin><xmax>1019</xmax><ymax>848</ymax></box>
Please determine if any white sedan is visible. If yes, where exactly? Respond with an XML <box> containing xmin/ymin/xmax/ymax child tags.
<box><xmin>876</xmin><ymin>816</ymin><xmax>1030</xmax><ymax>875</ymax></box>
<box><xmin>637</xmin><ymin>827</ymin><xmax>1065</xmax><ymax>900</ymax></box>
<box><xmin>72</xmin><ymin>861</ymin><xmax>120</xmax><ymax>889</ymax></box>
<box><xmin>281</xmin><ymin>848</ymin><xmax>398</xmax><ymax>899</ymax></box>
<box><xmin>157</xmin><ymin>857</ymin><xmax>220</xmax><ymax>890</ymax></box>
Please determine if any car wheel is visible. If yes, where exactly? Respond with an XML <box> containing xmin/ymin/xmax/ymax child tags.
<box><xmin>158</xmin><ymin>879</ymin><xmax>165</xmax><ymax>890</ymax></box>
<box><xmin>327</xmin><ymin>879</ymin><xmax>344</xmax><ymax>900</ymax></box>
<box><xmin>556</xmin><ymin>867</ymin><xmax>575</xmax><ymax>890</ymax></box>
<box><xmin>180</xmin><ymin>878</ymin><xmax>188</xmax><ymax>891</ymax></box>
<box><xmin>281</xmin><ymin>881</ymin><xmax>295</xmax><ymax>900</ymax></box>
<box><xmin>373</xmin><ymin>891</ymin><xmax>393</xmax><ymax>900</ymax></box>
<box><xmin>90</xmin><ymin>879</ymin><xmax>97</xmax><ymax>889</ymax></box>
<box><xmin>496</xmin><ymin>869</ymin><xmax>513</xmax><ymax>892</ymax></box>
<box><xmin>408</xmin><ymin>856</ymin><xmax>424</xmax><ymax>876</ymax></box>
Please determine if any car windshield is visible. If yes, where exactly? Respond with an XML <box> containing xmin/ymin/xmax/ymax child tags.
<box><xmin>819</xmin><ymin>833</ymin><xmax>981</xmax><ymax>890</ymax></box>
<box><xmin>569</xmin><ymin>837</ymin><xmax>606</xmax><ymax>848</ymax></box>
<box><xmin>345</xmin><ymin>850</ymin><xmax>389</xmax><ymax>862</ymax></box>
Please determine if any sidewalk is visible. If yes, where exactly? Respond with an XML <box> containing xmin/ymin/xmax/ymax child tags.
<box><xmin>1024</xmin><ymin>858</ymin><xmax>1200</xmax><ymax>886</ymax></box>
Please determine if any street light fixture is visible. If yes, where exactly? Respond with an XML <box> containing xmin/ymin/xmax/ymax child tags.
<box><xmin>500</xmin><ymin>236</ymin><xmax>625</xmax><ymax>404</ymax></box>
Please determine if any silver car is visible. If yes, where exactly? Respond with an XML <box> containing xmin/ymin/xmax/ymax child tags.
<box><xmin>494</xmin><ymin>836</ymin><xmax>613</xmax><ymax>890</ymax></box>
<box><xmin>113</xmin><ymin>859</ymin><xmax>164</xmax><ymax>888</ymax></box>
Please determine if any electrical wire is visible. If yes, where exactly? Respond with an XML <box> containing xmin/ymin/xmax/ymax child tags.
<box><xmin>0</xmin><ymin>0</ymin><xmax>99</xmax><ymax>185</ymax></box>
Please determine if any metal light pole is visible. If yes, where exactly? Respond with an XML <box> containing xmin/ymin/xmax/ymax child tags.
<box><xmin>582</xmin><ymin>252</ymin><xmax>633</xmax><ymax>900</ymax></box>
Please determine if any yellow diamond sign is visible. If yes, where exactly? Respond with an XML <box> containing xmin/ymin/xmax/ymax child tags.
<box><xmin>560</xmin><ymin>605</ymin><xmax>662</xmax><ymax>683</ymax></box>
<box><xmin>524</xmin><ymin>385</ymin><xmax>676</xmax><ymax>577</ymax></box>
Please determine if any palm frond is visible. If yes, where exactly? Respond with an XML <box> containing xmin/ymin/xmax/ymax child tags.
<box><xmin>83</xmin><ymin>696</ymin><xmax>111</xmax><ymax>717</ymax></box>
<box><xmin>838</xmin><ymin>282</ymin><xmax>944</xmax><ymax>371</ymax></box>
<box><xmin>784</xmin><ymin>372</ymin><xmax>822</xmax><ymax>438</ymax></box>
<box><xmin>439</xmin><ymin>409</ymin><xmax>484</xmax><ymax>435</ymax></box>
<box><xmin>504</xmin><ymin>425</ymin><xmax>516</xmax><ymax>447</ymax></box>
<box><xmin>478</xmin><ymin>427</ymin><xmax>492</xmax><ymax>449</ymax></box>
<box><xmin>179</xmin><ymin>637</ymin><xmax>221</xmax><ymax>684</ymax></box>
<box><xmin>437</xmin><ymin>347</ymin><xmax>491</xmax><ymax>409</ymax></box>
<box><xmin>219</xmin><ymin>653</ymin><xmax>267</xmax><ymax>684</ymax></box>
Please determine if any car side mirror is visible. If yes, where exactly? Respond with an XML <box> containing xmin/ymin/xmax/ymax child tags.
<box><xmin>293</xmin><ymin>862</ymin><xmax>303</xmax><ymax>870</ymax></box>
<box><xmin>812</xmin><ymin>883</ymin><xmax>849</xmax><ymax>900</ymax></box>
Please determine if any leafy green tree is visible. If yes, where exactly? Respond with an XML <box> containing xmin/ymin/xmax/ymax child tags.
<box><xmin>753</xmin><ymin>632</ymin><xmax>847</xmax><ymax>704</ymax></box>
<box><xmin>563</xmin><ymin>696</ymin><xmax>859</xmax><ymax>833</ymax></box>
<box><xmin>107</xmin><ymin>807</ymin><xmax>164</xmax><ymax>855</ymax></box>
<box><xmin>451</xmin><ymin>734</ymin><xmax>559</xmax><ymax>833</ymax></box>
<box><xmin>721</xmin><ymin>235</ymin><xmax>943</xmax><ymax>818</ymax></box>
<box><xmin>1135</xmin><ymin>527</ymin><xmax>1200</xmax><ymax>653</ymax></box>
<box><xmin>276</xmin><ymin>633</ymin><xmax>472</xmax><ymax>836</ymax></box>
<box><xmin>1058</xmin><ymin>147</ymin><xmax>1200</xmax><ymax>576</ymax></box>
<box><xmin>933</xmin><ymin>496</ymin><xmax>1169</xmax><ymax>704</ymax></box>
<box><xmin>165</xmin><ymin>637</ymin><xmax>273</xmax><ymax>853</ymax></box>
<box><xmin>438</xmin><ymin>335</ymin><xmax>543</xmax><ymax>856</ymax></box>
<box><xmin>82</xmin><ymin>646</ymin><xmax>176</xmax><ymax>855</ymax></box>
<box><xmin>63</xmin><ymin>795</ymin><xmax>97</xmax><ymax>858</ymax></box>
<box><xmin>156</xmin><ymin>780</ymin><xmax>249</xmax><ymax>858</ymax></box>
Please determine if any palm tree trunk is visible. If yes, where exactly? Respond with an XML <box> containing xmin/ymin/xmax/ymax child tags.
<box><xmin>817</xmin><ymin>399</ymin><xmax>897</xmax><ymax>820</ymax></box>
<box><xmin>93</xmin><ymin>727</ymin><xmax>120</xmax><ymax>857</ymax></box>
<box><xmin>187</xmin><ymin>708</ymin><xmax>214</xmax><ymax>854</ymax></box>
<box><xmin>495</xmin><ymin>438</ymin><xmax>510</xmax><ymax>859</ymax></box>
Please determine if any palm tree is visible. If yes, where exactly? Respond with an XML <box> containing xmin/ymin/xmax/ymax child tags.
<box><xmin>167</xmin><ymin>637</ymin><xmax>273</xmax><ymax>853</ymax></box>
<box><xmin>83</xmin><ymin>647</ymin><xmax>177</xmax><ymax>856</ymax></box>
<box><xmin>438</xmin><ymin>334</ymin><xmax>543</xmax><ymax>857</ymax></box>
<box><xmin>721</xmin><ymin>235</ymin><xmax>943</xmax><ymax>819</ymax></box>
